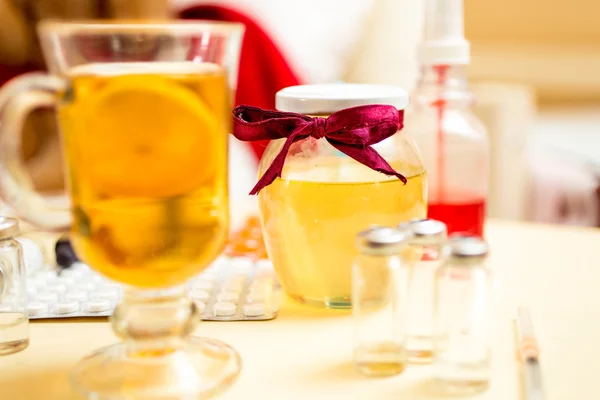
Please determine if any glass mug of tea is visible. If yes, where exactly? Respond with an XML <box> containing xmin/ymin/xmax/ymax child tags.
<box><xmin>0</xmin><ymin>21</ymin><xmax>244</xmax><ymax>398</ymax></box>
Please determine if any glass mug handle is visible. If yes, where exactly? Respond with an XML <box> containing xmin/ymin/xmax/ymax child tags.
<box><xmin>0</xmin><ymin>72</ymin><xmax>71</xmax><ymax>230</ymax></box>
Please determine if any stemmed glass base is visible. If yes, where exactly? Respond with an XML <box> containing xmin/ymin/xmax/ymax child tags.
<box><xmin>71</xmin><ymin>338</ymin><xmax>241</xmax><ymax>399</ymax></box>
<box><xmin>70</xmin><ymin>289</ymin><xmax>241</xmax><ymax>399</ymax></box>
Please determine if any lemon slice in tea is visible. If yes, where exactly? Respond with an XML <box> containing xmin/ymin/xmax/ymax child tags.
<box><xmin>72</xmin><ymin>62</ymin><xmax>226</xmax><ymax>198</ymax></box>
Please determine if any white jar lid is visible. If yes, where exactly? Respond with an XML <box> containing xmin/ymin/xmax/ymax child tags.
<box><xmin>276</xmin><ymin>83</ymin><xmax>409</xmax><ymax>114</ymax></box>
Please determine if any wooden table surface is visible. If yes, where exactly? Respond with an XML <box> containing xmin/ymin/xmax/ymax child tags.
<box><xmin>1</xmin><ymin>220</ymin><xmax>599</xmax><ymax>400</ymax></box>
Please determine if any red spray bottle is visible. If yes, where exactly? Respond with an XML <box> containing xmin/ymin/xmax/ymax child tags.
<box><xmin>404</xmin><ymin>0</ymin><xmax>489</xmax><ymax>236</ymax></box>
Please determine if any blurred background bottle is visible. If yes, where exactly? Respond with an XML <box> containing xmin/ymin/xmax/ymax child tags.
<box><xmin>404</xmin><ymin>0</ymin><xmax>489</xmax><ymax>236</ymax></box>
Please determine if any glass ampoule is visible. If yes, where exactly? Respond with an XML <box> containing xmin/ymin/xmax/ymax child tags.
<box><xmin>352</xmin><ymin>227</ymin><xmax>412</xmax><ymax>376</ymax></box>
<box><xmin>433</xmin><ymin>235</ymin><xmax>492</xmax><ymax>394</ymax></box>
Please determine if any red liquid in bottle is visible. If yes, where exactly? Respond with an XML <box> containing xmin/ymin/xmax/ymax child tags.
<box><xmin>429</xmin><ymin>65</ymin><xmax>486</xmax><ymax>237</ymax></box>
<box><xmin>432</xmin><ymin>65</ymin><xmax>449</xmax><ymax>203</ymax></box>
<box><xmin>428</xmin><ymin>198</ymin><xmax>486</xmax><ymax>237</ymax></box>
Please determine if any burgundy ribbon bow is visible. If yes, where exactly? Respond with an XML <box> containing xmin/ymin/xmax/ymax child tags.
<box><xmin>232</xmin><ymin>104</ymin><xmax>407</xmax><ymax>195</ymax></box>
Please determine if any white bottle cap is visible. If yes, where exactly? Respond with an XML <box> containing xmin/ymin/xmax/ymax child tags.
<box><xmin>276</xmin><ymin>84</ymin><xmax>409</xmax><ymax>114</ymax></box>
<box><xmin>418</xmin><ymin>0</ymin><xmax>470</xmax><ymax>65</ymax></box>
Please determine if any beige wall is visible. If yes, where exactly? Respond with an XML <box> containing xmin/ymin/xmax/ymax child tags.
<box><xmin>465</xmin><ymin>0</ymin><xmax>600</xmax><ymax>103</ymax></box>
<box><xmin>465</xmin><ymin>0</ymin><xmax>600</xmax><ymax>45</ymax></box>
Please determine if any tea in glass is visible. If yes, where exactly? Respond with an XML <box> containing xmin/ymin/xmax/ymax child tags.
<box><xmin>60</xmin><ymin>62</ymin><xmax>229</xmax><ymax>288</ymax></box>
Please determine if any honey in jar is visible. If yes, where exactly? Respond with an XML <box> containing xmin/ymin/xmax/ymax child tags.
<box><xmin>256</xmin><ymin>84</ymin><xmax>427</xmax><ymax>308</ymax></box>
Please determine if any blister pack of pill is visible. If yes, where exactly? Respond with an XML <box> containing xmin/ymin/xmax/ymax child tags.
<box><xmin>26</xmin><ymin>256</ymin><xmax>282</xmax><ymax>321</ymax></box>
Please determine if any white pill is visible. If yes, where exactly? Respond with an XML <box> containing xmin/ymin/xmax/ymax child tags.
<box><xmin>58</xmin><ymin>268</ymin><xmax>75</xmax><ymax>277</ymax></box>
<box><xmin>213</xmin><ymin>301</ymin><xmax>237</xmax><ymax>317</ymax></box>
<box><xmin>243</xmin><ymin>303</ymin><xmax>266</xmax><ymax>317</ymax></box>
<box><xmin>249</xmin><ymin>282</ymin><xmax>272</xmax><ymax>294</ymax></box>
<box><xmin>29</xmin><ymin>279</ymin><xmax>46</xmax><ymax>289</ymax></box>
<box><xmin>232</xmin><ymin>258</ymin><xmax>253</xmax><ymax>270</ymax></box>
<box><xmin>194</xmin><ymin>300</ymin><xmax>206</xmax><ymax>313</ymax></box>
<box><xmin>102</xmin><ymin>283</ymin><xmax>121</xmax><ymax>292</ymax></box>
<box><xmin>27</xmin><ymin>302</ymin><xmax>48</xmax><ymax>316</ymax></box>
<box><xmin>42</xmin><ymin>270</ymin><xmax>58</xmax><ymax>281</ymax></box>
<box><xmin>64</xmin><ymin>263</ymin><xmax>88</xmax><ymax>276</ymax></box>
<box><xmin>191</xmin><ymin>280</ymin><xmax>213</xmax><ymax>291</ymax></box>
<box><xmin>255</xmin><ymin>259</ymin><xmax>273</xmax><ymax>270</ymax></box>
<box><xmin>189</xmin><ymin>289</ymin><xmax>210</xmax><ymax>302</ymax></box>
<box><xmin>56</xmin><ymin>301</ymin><xmax>79</xmax><ymax>314</ymax></box>
<box><xmin>218</xmin><ymin>291</ymin><xmax>239</xmax><ymax>303</ymax></box>
<box><xmin>37</xmin><ymin>292</ymin><xmax>59</xmax><ymax>303</ymax></box>
<box><xmin>56</xmin><ymin>277</ymin><xmax>76</xmax><ymax>286</ymax></box>
<box><xmin>93</xmin><ymin>290</ymin><xmax>118</xmax><ymax>301</ymax></box>
<box><xmin>26</xmin><ymin>286</ymin><xmax>38</xmax><ymax>297</ymax></box>
<box><xmin>255</xmin><ymin>269</ymin><xmax>274</xmax><ymax>279</ymax></box>
<box><xmin>65</xmin><ymin>291</ymin><xmax>88</xmax><ymax>302</ymax></box>
<box><xmin>252</xmin><ymin>276</ymin><xmax>274</xmax><ymax>288</ymax></box>
<box><xmin>74</xmin><ymin>283</ymin><xmax>95</xmax><ymax>292</ymax></box>
<box><xmin>70</xmin><ymin>269</ymin><xmax>87</xmax><ymax>279</ymax></box>
<box><xmin>46</xmin><ymin>284</ymin><xmax>68</xmax><ymax>294</ymax></box>
<box><xmin>234</xmin><ymin>259</ymin><xmax>254</xmax><ymax>272</ymax></box>
<box><xmin>246</xmin><ymin>292</ymin><xmax>268</xmax><ymax>303</ymax></box>
<box><xmin>221</xmin><ymin>281</ymin><xmax>244</xmax><ymax>293</ymax></box>
<box><xmin>72</xmin><ymin>262</ymin><xmax>89</xmax><ymax>271</ymax></box>
<box><xmin>211</xmin><ymin>256</ymin><xmax>229</xmax><ymax>267</ymax></box>
<box><xmin>199</xmin><ymin>273</ymin><xmax>218</xmax><ymax>282</ymax></box>
<box><xmin>229</xmin><ymin>273</ymin><xmax>247</xmax><ymax>282</ymax></box>
<box><xmin>204</xmin><ymin>265</ymin><xmax>220</xmax><ymax>275</ymax></box>
<box><xmin>87</xmin><ymin>299</ymin><xmax>111</xmax><ymax>312</ymax></box>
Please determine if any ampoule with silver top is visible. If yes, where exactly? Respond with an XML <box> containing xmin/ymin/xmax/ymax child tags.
<box><xmin>352</xmin><ymin>226</ymin><xmax>412</xmax><ymax>377</ymax></box>
<box><xmin>433</xmin><ymin>235</ymin><xmax>492</xmax><ymax>395</ymax></box>
<box><xmin>399</xmin><ymin>219</ymin><xmax>448</xmax><ymax>363</ymax></box>
<box><xmin>0</xmin><ymin>217</ymin><xmax>29</xmax><ymax>355</ymax></box>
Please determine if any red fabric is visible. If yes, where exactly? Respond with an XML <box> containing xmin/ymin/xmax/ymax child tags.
<box><xmin>180</xmin><ymin>5</ymin><xmax>303</xmax><ymax>160</ymax></box>
<box><xmin>232</xmin><ymin>105</ymin><xmax>407</xmax><ymax>195</ymax></box>
<box><xmin>0</xmin><ymin>64</ymin><xmax>37</xmax><ymax>88</ymax></box>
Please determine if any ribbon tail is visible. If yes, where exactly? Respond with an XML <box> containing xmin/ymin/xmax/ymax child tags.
<box><xmin>249</xmin><ymin>129</ymin><xmax>304</xmax><ymax>195</ymax></box>
<box><xmin>328</xmin><ymin>141</ymin><xmax>408</xmax><ymax>184</ymax></box>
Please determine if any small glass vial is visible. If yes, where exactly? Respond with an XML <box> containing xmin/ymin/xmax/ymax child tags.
<box><xmin>352</xmin><ymin>227</ymin><xmax>412</xmax><ymax>376</ymax></box>
<box><xmin>0</xmin><ymin>217</ymin><xmax>29</xmax><ymax>355</ymax></box>
<box><xmin>433</xmin><ymin>235</ymin><xmax>491</xmax><ymax>394</ymax></box>
<box><xmin>400</xmin><ymin>219</ymin><xmax>447</xmax><ymax>364</ymax></box>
